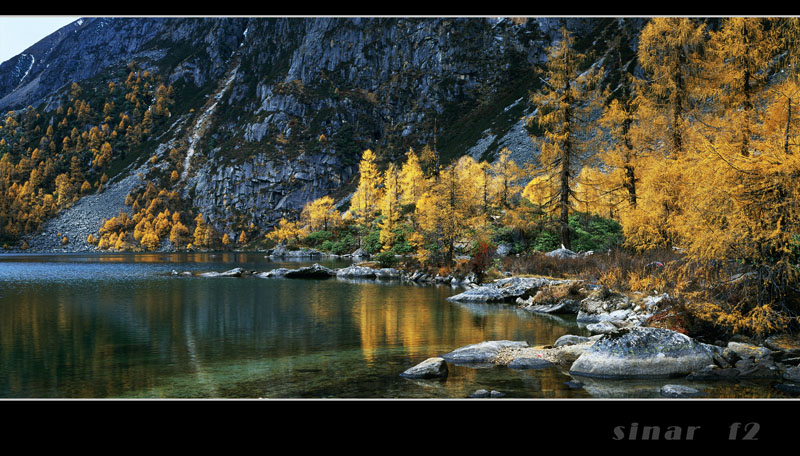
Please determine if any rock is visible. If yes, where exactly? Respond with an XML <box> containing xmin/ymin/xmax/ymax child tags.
<box><xmin>199</xmin><ymin>267</ymin><xmax>244</xmax><ymax>277</ymax></box>
<box><xmin>519</xmin><ymin>298</ymin><xmax>581</xmax><ymax>314</ymax></box>
<box><xmin>256</xmin><ymin>268</ymin><xmax>292</xmax><ymax>278</ymax></box>
<box><xmin>784</xmin><ymin>366</ymin><xmax>800</xmax><ymax>383</ymax></box>
<box><xmin>564</xmin><ymin>380</ymin><xmax>584</xmax><ymax>389</ymax></box>
<box><xmin>569</xmin><ymin>327</ymin><xmax>715</xmax><ymax>379</ymax></box>
<box><xmin>495</xmin><ymin>243</ymin><xmax>512</xmax><ymax>257</ymax></box>
<box><xmin>283</xmin><ymin>263</ymin><xmax>336</xmax><ymax>279</ymax></box>
<box><xmin>351</xmin><ymin>248</ymin><xmax>369</xmax><ymax>259</ymax></box>
<box><xmin>734</xmin><ymin>358</ymin><xmax>781</xmax><ymax>379</ymax></box>
<box><xmin>553</xmin><ymin>335</ymin><xmax>592</xmax><ymax>348</ymax></box>
<box><xmin>400</xmin><ymin>357</ymin><xmax>448</xmax><ymax>379</ymax></box>
<box><xmin>773</xmin><ymin>383</ymin><xmax>800</xmax><ymax>395</ymax></box>
<box><xmin>508</xmin><ymin>356</ymin><xmax>553</xmax><ymax>370</ymax></box>
<box><xmin>577</xmin><ymin>287</ymin><xmax>634</xmax><ymax>323</ymax></box>
<box><xmin>764</xmin><ymin>334</ymin><xmax>800</xmax><ymax>357</ymax></box>
<box><xmin>686</xmin><ymin>364</ymin><xmax>742</xmax><ymax>381</ymax></box>
<box><xmin>660</xmin><ymin>384</ymin><xmax>706</xmax><ymax>398</ymax></box>
<box><xmin>490</xmin><ymin>390</ymin><xmax>505</xmax><ymax>398</ymax></box>
<box><xmin>270</xmin><ymin>246</ymin><xmax>323</xmax><ymax>258</ymax></box>
<box><xmin>726</xmin><ymin>341</ymin><xmax>772</xmax><ymax>360</ymax></box>
<box><xmin>470</xmin><ymin>389</ymin><xmax>490</xmax><ymax>398</ymax></box>
<box><xmin>441</xmin><ymin>340</ymin><xmax>529</xmax><ymax>366</ymax></box>
<box><xmin>446</xmin><ymin>276</ymin><xmax>567</xmax><ymax>303</ymax></box>
<box><xmin>586</xmin><ymin>321</ymin><xmax>620</xmax><ymax>335</ymax></box>
<box><xmin>545</xmin><ymin>247</ymin><xmax>578</xmax><ymax>259</ymax></box>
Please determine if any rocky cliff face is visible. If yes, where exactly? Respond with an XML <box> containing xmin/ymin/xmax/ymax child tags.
<box><xmin>1</xmin><ymin>16</ymin><xmax>646</xmax><ymax>241</ymax></box>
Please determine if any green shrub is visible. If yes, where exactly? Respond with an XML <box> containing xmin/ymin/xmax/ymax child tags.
<box><xmin>375</xmin><ymin>251</ymin><xmax>398</xmax><ymax>268</ymax></box>
<box><xmin>305</xmin><ymin>230</ymin><xmax>333</xmax><ymax>247</ymax></box>
<box><xmin>362</xmin><ymin>229</ymin><xmax>382</xmax><ymax>254</ymax></box>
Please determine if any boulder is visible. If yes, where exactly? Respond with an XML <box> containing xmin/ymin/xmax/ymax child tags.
<box><xmin>495</xmin><ymin>243</ymin><xmax>512</xmax><ymax>257</ymax></box>
<box><xmin>569</xmin><ymin>327</ymin><xmax>715</xmax><ymax>379</ymax></box>
<box><xmin>586</xmin><ymin>321</ymin><xmax>620</xmax><ymax>335</ymax></box>
<box><xmin>283</xmin><ymin>263</ymin><xmax>336</xmax><ymax>279</ymax></box>
<box><xmin>256</xmin><ymin>268</ymin><xmax>292</xmax><ymax>278</ymax></box>
<box><xmin>726</xmin><ymin>341</ymin><xmax>772</xmax><ymax>360</ymax></box>
<box><xmin>518</xmin><ymin>298</ymin><xmax>581</xmax><ymax>314</ymax></box>
<box><xmin>508</xmin><ymin>356</ymin><xmax>554</xmax><ymax>370</ymax></box>
<box><xmin>764</xmin><ymin>334</ymin><xmax>800</xmax><ymax>357</ymax></box>
<box><xmin>270</xmin><ymin>246</ymin><xmax>323</xmax><ymax>258</ymax></box>
<box><xmin>545</xmin><ymin>247</ymin><xmax>578</xmax><ymax>259</ymax></box>
<box><xmin>686</xmin><ymin>365</ymin><xmax>742</xmax><ymax>381</ymax></box>
<box><xmin>553</xmin><ymin>335</ymin><xmax>592</xmax><ymax>348</ymax></box>
<box><xmin>784</xmin><ymin>366</ymin><xmax>800</xmax><ymax>383</ymax></box>
<box><xmin>400</xmin><ymin>357</ymin><xmax>448</xmax><ymax>379</ymax></box>
<box><xmin>351</xmin><ymin>248</ymin><xmax>370</xmax><ymax>259</ymax></box>
<box><xmin>577</xmin><ymin>287</ymin><xmax>633</xmax><ymax>324</ymax></box>
<box><xmin>446</xmin><ymin>277</ymin><xmax>567</xmax><ymax>303</ymax></box>
<box><xmin>441</xmin><ymin>340</ymin><xmax>529</xmax><ymax>366</ymax></box>
<box><xmin>199</xmin><ymin>267</ymin><xmax>244</xmax><ymax>277</ymax></box>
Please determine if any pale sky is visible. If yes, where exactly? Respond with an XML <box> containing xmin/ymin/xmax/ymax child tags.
<box><xmin>0</xmin><ymin>16</ymin><xmax>82</xmax><ymax>65</ymax></box>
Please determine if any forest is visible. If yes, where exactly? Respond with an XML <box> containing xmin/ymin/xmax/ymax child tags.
<box><xmin>2</xmin><ymin>17</ymin><xmax>800</xmax><ymax>338</ymax></box>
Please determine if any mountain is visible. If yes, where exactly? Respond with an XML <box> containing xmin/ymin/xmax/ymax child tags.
<box><xmin>0</xmin><ymin>16</ymin><xmax>647</xmax><ymax>250</ymax></box>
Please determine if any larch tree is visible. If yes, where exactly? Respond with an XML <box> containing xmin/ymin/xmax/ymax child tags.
<box><xmin>378</xmin><ymin>163</ymin><xmax>403</xmax><ymax>250</ymax></box>
<box><xmin>300</xmin><ymin>195</ymin><xmax>341</xmax><ymax>232</ymax></box>
<box><xmin>627</xmin><ymin>17</ymin><xmax>707</xmax><ymax>250</ymax></box>
<box><xmin>350</xmin><ymin>149</ymin><xmax>383</xmax><ymax>227</ymax></box>
<box><xmin>529</xmin><ymin>26</ymin><xmax>603</xmax><ymax>250</ymax></box>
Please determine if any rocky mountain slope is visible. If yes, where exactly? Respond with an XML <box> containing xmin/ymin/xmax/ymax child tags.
<box><xmin>0</xmin><ymin>16</ymin><xmax>649</xmax><ymax>249</ymax></box>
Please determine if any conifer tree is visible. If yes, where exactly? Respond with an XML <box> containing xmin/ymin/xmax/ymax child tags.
<box><xmin>529</xmin><ymin>26</ymin><xmax>603</xmax><ymax>250</ymax></box>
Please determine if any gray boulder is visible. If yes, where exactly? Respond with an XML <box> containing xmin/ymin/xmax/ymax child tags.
<box><xmin>256</xmin><ymin>268</ymin><xmax>292</xmax><ymax>278</ymax></box>
<box><xmin>495</xmin><ymin>243</ymin><xmax>512</xmax><ymax>257</ymax></box>
<box><xmin>569</xmin><ymin>327</ymin><xmax>715</xmax><ymax>379</ymax></box>
<box><xmin>553</xmin><ymin>335</ymin><xmax>592</xmax><ymax>348</ymax></box>
<box><xmin>577</xmin><ymin>287</ymin><xmax>633</xmax><ymax>324</ymax></box>
<box><xmin>199</xmin><ymin>267</ymin><xmax>245</xmax><ymax>277</ymax></box>
<box><xmin>586</xmin><ymin>321</ymin><xmax>620</xmax><ymax>335</ymax></box>
<box><xmin>518</xmin><ymin>298</ymin><xmax>581</xmax><ymax>314</ymax></box>
<box><xmin>446</xmin><ymin>277</ymin><xmax>567</xmax><ymax>303</ymax></box>
<box><xmin>726</xmin><ymin>341</ymin><xmax>772</xmax><ymax>360</ymax></box>
<box><xmin>441</xmin><ymin>340</ymin><xmax>529</xmax><ymax>366</ymax></box>
<box><xmin>351</xmin><ymin>248</ymin><xmax>370</xmax><ymax>259</ymax></box>
<box><xmin>545</xmin><ymin>247</ymin><xmax>578</xmax><ymax>259</ymax></box>
<box><xmin>283</xmin><ymin>263</ymin><xmax>336</xmax><ymax>279</ymax></box>
<box><xmin>400</xmin><ymin>357</ymin><xmax>448</xmax><ymax>379</ymax></box>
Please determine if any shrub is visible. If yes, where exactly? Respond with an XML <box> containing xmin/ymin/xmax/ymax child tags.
<box><xmin>374</xmin><ymin>251</ymin><xmax>398</xmax><ymax>268</ymax></box>
<box><xmin>305</xmin><ymin>230</ymin><xmax>333</xmax><ymax>247</ymax></box>
<box><xmin>361</xmin><ymin>229</ymin><xmax>382</xmax><ymax>254</ymax></box>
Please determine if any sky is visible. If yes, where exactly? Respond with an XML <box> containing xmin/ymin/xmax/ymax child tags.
<box><xmin>0</xmin><ymin>16</ymin><xmax>82</xmax><ymax>65</ymax></box>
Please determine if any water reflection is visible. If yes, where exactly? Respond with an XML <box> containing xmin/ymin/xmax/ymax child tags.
<box><xmin>5</xmin><ymin>253</ymin><xmax>778</xmax><ymax>398</ymax></box>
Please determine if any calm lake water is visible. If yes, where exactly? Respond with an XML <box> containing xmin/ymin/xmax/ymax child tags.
<box><xmin>0</xmin><ymin>253</ymin><xmax>793</xmax><ymax>399</ymax></box>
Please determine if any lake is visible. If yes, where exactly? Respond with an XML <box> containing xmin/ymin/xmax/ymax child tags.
<box><xmin>0</xmin><ymin>253</ymin><xmax>792</xmax><ymax>399</ymax></box>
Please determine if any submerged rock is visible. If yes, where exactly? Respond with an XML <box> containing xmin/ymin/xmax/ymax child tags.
<box><xmin>660</xmin><ymin>384</ymin><xmax>706</xmax><ymax>398</ymax></box>
<box><xmin>569</xmin><ymin>327</ymin><xmax>714</xmax><ymax>379</ymax></box>
<box><xmin>508</xmin><ymin>356</ymin><xmax>553</xmax><ymax>370</ymax></box>
<box><xmin>400</xmin><ymin>357</ymin><xmax>448</xmax><ymax>379</ymax></box>
<box><xmin>440</xmin><ymin>340</ymin><xmax>529</xmax><ymax>365</ymax></box>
